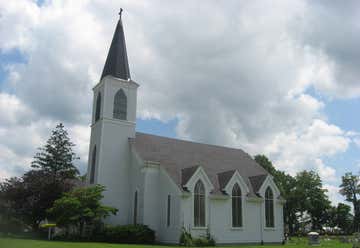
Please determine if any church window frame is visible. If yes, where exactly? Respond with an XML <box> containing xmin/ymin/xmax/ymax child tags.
<box><xmin>265</xmin><ymin>186</ymin><xmax>275</xmax><ymax>228</ymax></box>
<box><xmin>232</xmin><ymin>183</ymin><xmax>243</xmax><ymax>227</ymax></box>
<box><xmin>194</xmin><ymin>180</ymin><xmax>206</xmax><ymax>227</ymax></box>
<box><xmin>95</xmin><ymin>92</ymin><xmax>101</xmax><ymax>122</ymax></box>
<box><xmin>113</xmin><ymin>89</ymin><xmax>127</xmax><ymax>120</ymax></box>
<box><xmin>133</xmin><ymin>190</ymin><xmax>138</xmax><ymax>225</ymax></box>
<box><xmin>167</xmin><ymin>194</ymin><xmax>171</xmax><ymax>227</ymax></box>
<box><xmin>89</xmin><ymin>146</ymin><xmax>96</xmax><ymax>184</ymax></box>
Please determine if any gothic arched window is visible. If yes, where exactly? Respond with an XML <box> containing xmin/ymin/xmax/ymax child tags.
<box><xmin>133</xmin><ymin>191</ymin><xmax>138</xmax><ymax>224</ymax></box>
<box><xmin>265</xmin><ymin>187</ymin><xmax>274</xmax><ymax>227</ymax></box>
<box><xmin>89</xmin><ymin>146</ymin><xmax>96</xmax><ymax>184</ymax></box>
<box><xmin>95</xmin><ymin>92</ymin><xmax>101</xmax><ymax>122</ymax></box>
<box><xmin>167</xmin><ymin>195</ymin><xmax>171</xmax><ymax>227</ymax></box>
<box><xmin>194</xmin><ymin>180</ymin><xmax>205</xmax><ymax>227</ymax></box>
<box><xmin>232</xmin><ymin>183</ymin><xmax>242</xmax><ymax>227</ymax></box>
<box><xmin>113</xmin><ymin>89</ymin><xmax>127</xmax><ymax>120</ymax></box>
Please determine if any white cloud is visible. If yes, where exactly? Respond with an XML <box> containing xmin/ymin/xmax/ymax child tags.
<box><xmin>0</xmin><ymin>0</ymin><xmax>40</xmax><ymax>52</ymax></box>
<box><xmin>324</xmin><ymin>184</ymin><xmax>345</xmax><ymax>207</ymax></box>
<box><xmin>300</xmin><ymin>1</ymin><xmax>360</xmax><ymax>98</ymax></box>
<box><xmin>315</xmin><ymin>159</ymin><xmax>337</xmax><ymax>183</ymax></box>
<box><xmin>0</xmin><ymin>0</ymin><xmax>359</xmax><ymax>205</ymax></box>
<box><xmin>265</xmin><ymin>119</ymin><xmax>349</xmax><ymax>178</ymax></box>
<box><xmin>0</xmin><ymin>93</ymin><xmax>34</xmax><ymax>126</ymax></box>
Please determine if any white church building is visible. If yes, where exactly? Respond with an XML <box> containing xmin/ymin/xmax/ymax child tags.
<box><xmin>87</xmin><ymin>11</ymin><xmax>284</xmax><ymax>244</ymax></box>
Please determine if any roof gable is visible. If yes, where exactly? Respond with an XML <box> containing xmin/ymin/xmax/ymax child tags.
<box><xmin>217</xmin><ymin>170</ymin><xmax>236</xmax><ymax>190</ymax></box>
<box><xmin>249</xmin><ymin>174</ymin><xmax>268</xmax><ymax>193</ymax></box>
<box><xmin>222</xmin><ymin>170</ymin><xmax>250</xmax><ymax>196</ymax></box>
<box><xmin>181</xmin><ymin>166</ymin><xmax>199</xmax><ymax>186</ymax></box>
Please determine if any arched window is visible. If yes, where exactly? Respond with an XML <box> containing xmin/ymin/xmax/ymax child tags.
<box><xmin>133</xmin><ymin>191</ymin><xmax>138</xmax><ymax>224</ymax></box>
<box><xmin>113</xmin><ymin>89</ymin><xmax>127</xmax><ymax>120</ymax></box>
<box><xmin>265</xmin><ymin>187</ymin><xmax>274</xmax><ymax>227</ymax></box>
<box><xmin>167</xmin><ymin>195</ymin><xmax>171</xmax><ymax>227</ymax></box>
<box><xmin>194</xmin><ymin>180</ymin><xmax>205</xmax><ymax>227</ymax></box>
<box><xmin>232</xmin><ymin>183</ymin><xmax>242</xmax><ymax>227</ymax></box>
<box><xmin>95</xmin><ymin>92</ymin><xmax>101</xmax><ymax>122</ymax></box>
<box><xmin>89</xmin><ymin>146</ymin><xmax>96</xmax><ymax>184</ymax></box>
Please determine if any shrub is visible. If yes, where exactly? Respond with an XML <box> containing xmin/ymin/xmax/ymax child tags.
<box><xmin>179</xmin><ymin>227</ymin><xmax>215</xmax><ymax>247</ymax></box>
<box><xmin>179</xmin><ymin>227</ymin><xmax>193</xmax><ymax>246</ymax></box>
<box><xmin>353</xmin><ymin>233</ymin><xmax>360</xmax><ymax>248</ymax></box>
<box><xmin>98</xmin><ymin>224</ymin><xmax>155</xmax><ymax>244</ymax></box>
<box><xmin>0</xmin><ymin>217</ymin><xmax>24</xmax><ymax>234</ymax></box>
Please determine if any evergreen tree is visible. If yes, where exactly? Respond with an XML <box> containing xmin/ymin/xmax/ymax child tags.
<box><xmin>31</xmin><ymin>123</ymin><xmax>79</xmax><ymax>181</ymax></box>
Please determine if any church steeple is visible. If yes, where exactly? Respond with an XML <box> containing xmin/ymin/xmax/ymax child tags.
<box><xmin>101</xmin><ymin>9</ymin><xmax>131</xmax><ymax>81</ymax></box>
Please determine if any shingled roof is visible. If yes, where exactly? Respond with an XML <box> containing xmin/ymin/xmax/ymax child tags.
<box><xmin>131</xmin><ymin>132</ymin><xmax>269</xmax><ymax>196</ymax></box>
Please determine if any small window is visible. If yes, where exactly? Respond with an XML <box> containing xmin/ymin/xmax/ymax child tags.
<box><xmin>265</xmin><ymin>187</ymin><xmax>274</xmax><ymax>228</ymax></box>
<box><xmin>95</xmin><ymin>93</ymin><xmax>101</xmax><ymax>121</ymax></box>
<box><xmin>167</xmin><ymin>195</ymin><xmax>171</xmax><ymax>227</ymax></box>
<box><xmin>134</xmin><ymin>191</ymin><xmax>138</xmax><ymax>224</ymax></box>
<box><xmin>232</xmin><ymin>183</ymin><xmax>242</xmax><ymax>227</ymax></box>
<box><xmin>89</xmin><ymin>146</ymin><xmax>96</xmax><ymax>184</ymax></box>
<box><xmin>194</xmin><ymin>180</ymin><xmax>205</xmax><ymax>227</ymax></box>
<box><xmin>113</xmin><ymin>89</ymin><xmax>127</xmax><ymax>120</ymax></box>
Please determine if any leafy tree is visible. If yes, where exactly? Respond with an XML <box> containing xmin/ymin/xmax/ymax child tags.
<box><xmin>325</xmin><ymin>206</ymin><xmax>337</xmax><ymax>229</ymax></box>
<box><xmin>295</xmin><ymin>170</ymin><xmax>331</xmax><ymax>230</ymax></box>
<box><xmin>0</xmin><ymin>178</ymin><xmax>26</xmax><ymax>233</ymax></box>
<box><xmin>323</xmin><ymin>203</ymin><xmax>353</xmax><ymax>234</ymax></box>
<box><xmin>0</xmin><ymin>123</ymin><xmax>79</xmax><ymax>231</ymax></box>
<box><xmin>254</xmin><ymin>155</ymin><xmax>277</xmax><ymax>176</ymax></box>
<box><xmin>340</xmin><ymin>172</ymin><xmax>360</xmax><ymax>231</ymax></box>
<box><xmin>254</xmin><ymin>155</ymin><xmax>298</xmax><ymax>234</ymax></box>
<box><xmin>0</xmin><ymin>169</ymin><xmax>75</xmax><ymax>231</ymax></box>
<box><xmin>48</xmin><ymin>185</ymin><xmax>118</xmax><ymax>236</ymax></box>
<box><xmin>336</xmin><ymin>203</ymin><xmax>353</xmax><ymax>233</ymax></box>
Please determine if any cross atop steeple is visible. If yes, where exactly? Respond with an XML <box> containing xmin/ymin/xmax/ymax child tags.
<box><xmin>100</xmin><ymin>9</ymin><xmax>130</xmax><ymax>81</ymax></box>
<box><xmin>119</xmin><ymin>8</ymin><xmax>123</xmax><ymax>19</ymax></box>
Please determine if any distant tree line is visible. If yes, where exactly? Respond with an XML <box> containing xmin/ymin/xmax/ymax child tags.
<box><xmin>255</xmin><ymin>155</ymin><xmax>353</xmax><ymax>235</ymax></box>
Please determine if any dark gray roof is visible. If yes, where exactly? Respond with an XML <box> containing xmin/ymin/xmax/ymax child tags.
<box><xmin>181</xmin><ymin>166</ymin><xmax>200</xmax><ymax>188</ymax></box>
<box><xmin>249</xmin><ymin>174</ymin><xmax>268</xmax><ymax>193</ymax></box>
<box><xmin>101</xmin><ymin>15</ymin><xmax>130</xmax><ymax>81</ymax></box>
<box><xmin>217</xmin><ymin>170</ymin><xmax>236</xmax><ymax>191</ymax></box>
<box><xmin>131</xmin><ymin>132</ymin><xmax>269</xmax><ymax>196</ymax></box>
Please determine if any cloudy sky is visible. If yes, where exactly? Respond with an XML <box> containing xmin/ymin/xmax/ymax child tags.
<box><xmin>1</xmin><ymin>0</ymin><xmax>360</xmax><ymax>206</ymax></box>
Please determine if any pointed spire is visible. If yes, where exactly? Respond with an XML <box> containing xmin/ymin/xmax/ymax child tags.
<box><xmin>101</xmin><ymin>8</ymin><xmax>130</xmax><ymax>81</ymax></box>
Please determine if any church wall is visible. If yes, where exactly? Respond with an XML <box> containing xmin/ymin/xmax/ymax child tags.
<box><xmin>262</xmin><ymin>200</ymin><xmax>284</xmax><ymax>243</ymax></box>
<box><xmin>86</xmin><ymin>83</ymin><xmax>105</xmax><ymax>185</ymax></box>
<box><xmin>142</xmin><ymin>165</ymin><xmax>160</xmax><ymax>231</ymax></box>
<box><xmin>94</xmin><ymin>76</ymin><xmax>138</xmax><ymax>225</ymax></box>
<box><xmin>209</xmin><ymin>198</ymin><xmax>262</xmax><ymax>243</ymax></box>
<box><xmin>180</xmin><ymin>189</ymin><xmax>283</xmax><ymax>244</ymax></box>
<box><xmin>97</xmin><ymin>119</ymin><xmax>133</xmax><ymax>225</ymax></box>
<box><xmin>129</xmin><ymin>149</ymin><xmax>146</xmax><ymax>225</ymax></box>
<box><xmin>129</xmin><ymin>150</ymin><xmax>182</xmax><ymax>243</ymax></box>
<box><xmin>157</xmin><ymin>168</ymin><xmax>182</xmax><ymax>243</ymax></box>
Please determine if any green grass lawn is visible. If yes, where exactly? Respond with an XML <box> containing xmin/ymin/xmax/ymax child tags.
<box><xmin>0</xmin><ymin>237</ymin><xmax>352</xmax><ymax>248</ymax></box>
